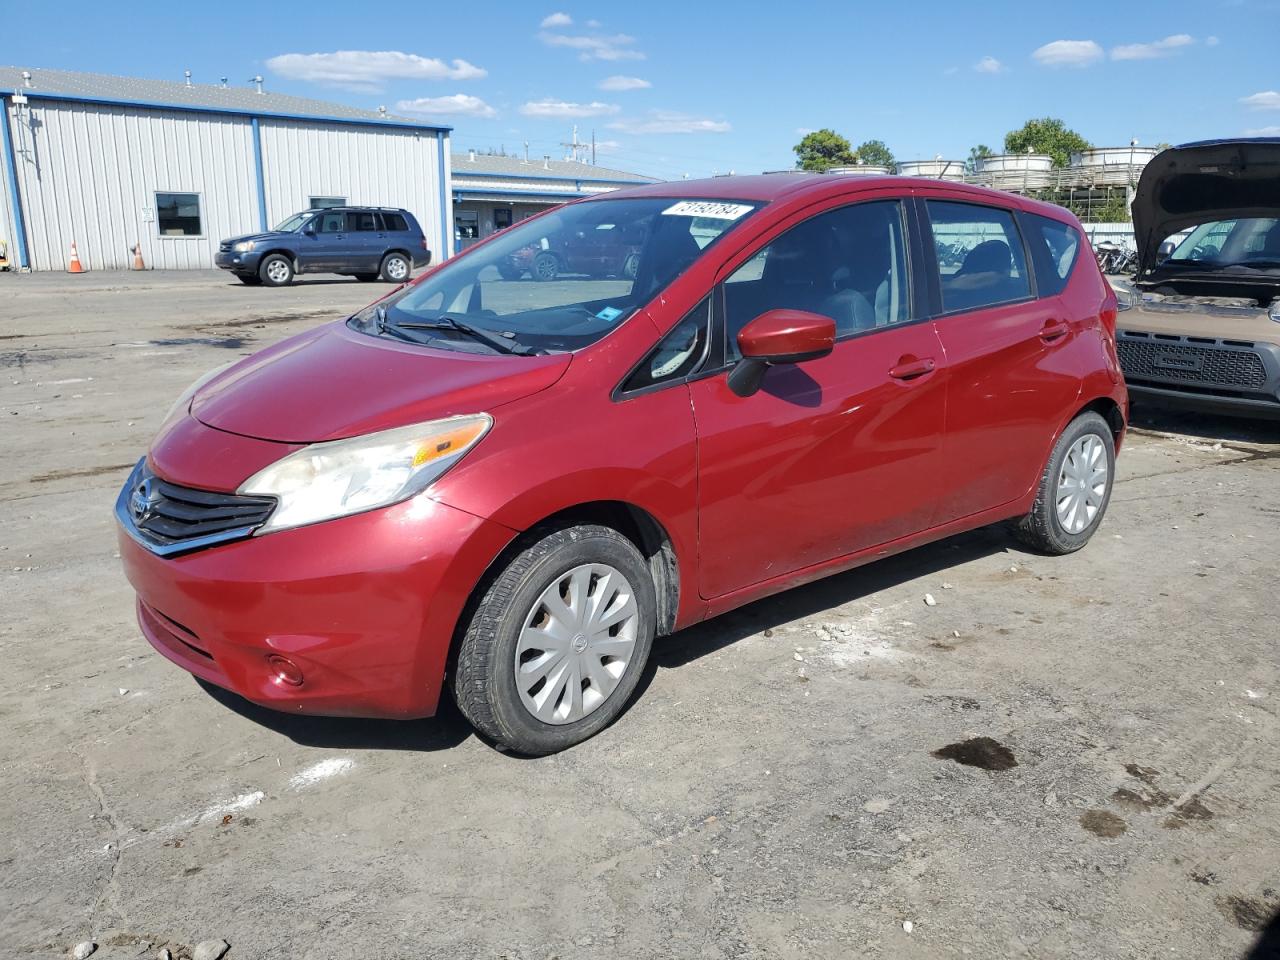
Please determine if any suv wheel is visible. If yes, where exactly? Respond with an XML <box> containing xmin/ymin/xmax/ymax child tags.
<box><xmin>259</xmin><ymin>254</ymin><xmax>294</xmax><ymax>287</ymax></box>
<box><xmin>380</xmin><ymin>252</ymin><xmax>411</xmax><ymax>283</ymax></box>
<box><xmin>622</xmin><ymin>253</ymin><xmax>641</xmax><ymax>280</ymax></box>
<box><xmin>453</xmin><ymin>524</ymin><xmax>656</xmax><ymax>755</ymax></box>
<box><xmin>1012</xmin><ymin>411</ymin><xmax>1115</xmax><ymax>555</ymax></box>
<box><xmin>531</xmin><ymin>251</ymin><xmax>559</xmax><ymax>282</ymax></box>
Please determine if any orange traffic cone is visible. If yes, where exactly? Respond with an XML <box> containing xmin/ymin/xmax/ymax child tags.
<box><xmin>131</xmin><ymin>242</ymin><xmax>146</xmax><ymax>271</ymax></box>
<box><xmin>67</xmin><ymin>240</ymin><xmax>86</xmax><ymax>274</ymax></box>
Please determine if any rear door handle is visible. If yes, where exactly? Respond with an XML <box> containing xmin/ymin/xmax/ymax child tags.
<box><xmin>889</xmin><ymin>357</ymin><xmax>936</xmax><ymax>381</ymax></box>
<box><xmin>1040</xmin><ymin>319</ymin><xmax>1070</xmax><ymax>342</ymax></box>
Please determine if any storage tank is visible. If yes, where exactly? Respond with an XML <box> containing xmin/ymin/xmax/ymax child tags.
<box><xmin>974</xmin><ymin>153</ymin><xmax>1054</xmax><ymax>190</ymax></box>
<box><xmin>827</xmin><ymin>164</ymin><xmax>891</xmax><ymax>176</ymax></box>
<box><xmin>1070</xmin><ymin>146</ymin><xmax>1158</xmax><ymax>168</ymax></box>
<box><xmin>895</xmin><ymin>159</ymin><xmax>965</xmax><ymax>180</ymax></box>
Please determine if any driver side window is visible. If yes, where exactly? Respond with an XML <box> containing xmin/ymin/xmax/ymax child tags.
<box><xmin>722</xmin><ymin>200</ymin><xmax>909</xmax><ymax>361</ymax></box>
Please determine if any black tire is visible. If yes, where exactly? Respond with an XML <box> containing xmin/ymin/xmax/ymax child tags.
<box><xmin>1012</xmin><ymin>411</ymin><xmax>1116</xmax><ymax>555</ymax></box>
<box><xmin>258</xmin><ymin>254</ymin><xmax>294</xmax><ymax>287</ymax></box>
<box><xmin>622</xmin><ymin>252</ymin><xmax>641</xmax><ymax>280</ymax></box>
<box><xmin>531</xmin><ymin>251</ymin><xmax>559</xmax><ymax>282</ymax></box>
<box><xmin>236</xmin><ymin>273</ymin><xmax>262</xmax><ymax>285</ymax></box>
<box><xmin>354</xmin><ymin>273</ymin><xmax>379</xmax><ymax>282</ymax></box>
<box><xmin>453</xmin><ymin>524</ymin><xmax>656</xmax><ymax>755</ymax></box>
<box><xmin>379</xmin><ymin>252</ymin><xmax>411</xmax><ymax>283</ymax></box>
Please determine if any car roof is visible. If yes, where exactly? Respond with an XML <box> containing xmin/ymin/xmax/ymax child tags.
<box><xmin>309</xmin><ymin>206</ymin><xmax>409</xmax><ymax>213</ymax></box>
<box><xmin>591</xmin><ymin>173</ymin><xmax>1077</xmax><ymax>222</ymax></box>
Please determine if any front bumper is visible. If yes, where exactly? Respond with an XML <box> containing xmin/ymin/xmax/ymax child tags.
<box><xmin>1116</xmin><ymin>329</ymin><xmax>1280</xmax><ymax>420</ymax></box>
<box><xmin>118</xmin><ymin>493</ymin><xmax>515</xmax><ymax>719</ymax></box>
<box><xmin>214</xmin><ymin>249</ymin><xmax>263</xmax><ymax>272</ymax></box>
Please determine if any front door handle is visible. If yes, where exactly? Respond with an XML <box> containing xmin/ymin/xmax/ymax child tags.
<box><xmin>889</xmin><ymin>356</ymin><xmax>936</xmax><ymax>381</ymax></box>
<box><xmin>1040</xmin><ymin>319</ymin><xmax>1070</xmax><ymax>342</ymax></box>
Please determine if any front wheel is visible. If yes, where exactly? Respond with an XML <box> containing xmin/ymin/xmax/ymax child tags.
<box><xmin>531</xmin><ymin>251</ymin><xmax>559</xmax><ymax>282</ymax></box>
<box><xmin>1012</xmin><ymin>411</ymin><xmax>1116</xmax><ymax>554</ymax></box>
<box><xmin>258</xmin><ymin>254</ymin><xmax>294</xmax><ymax>286</ymax></box>
<box><xmin>380</xmin><ymin>252</ymin><xmax>411</xmax><ymax>283</ymax></box>
<box><xmin>453</xmin><ymin>525</ymin><xmax>656</xmax><ymax>755</ymax></box>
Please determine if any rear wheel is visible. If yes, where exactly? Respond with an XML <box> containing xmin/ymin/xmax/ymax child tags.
<box><xmin>531</xmin><ymin>251</ymin><xmax>559</xmax><ymax>282</ymax></box>
<box><xmin>453</xmin><ymin>525</ymin><xmax>655</xmax><ymax>755</ymax></box>
<box><xmin>1012</xmin><ymin>411</ymin><xmax>1115</xmax><ymax>554</ymax></box>
<box><xmin>380</xmin><ymin>252</ymin><xmax>411</xmax><ymax>283</ymax></box>
<box><xmin>258</xmin><ymin>254</ymin><xmax>294</xmax><ymax>287</ymax></box>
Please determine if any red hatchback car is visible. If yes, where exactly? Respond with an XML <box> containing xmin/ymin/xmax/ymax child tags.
<box><xmin>117</xmin><ymin>175</ymin><xmax>1127</xmax><ymax>754</ymax></box>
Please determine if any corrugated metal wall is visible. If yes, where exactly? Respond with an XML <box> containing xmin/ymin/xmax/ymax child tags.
<box><xmin>2</xmin><ymin>98</ymin><xmax>449</xmax><ymax>270</ymax></box>
<box><xmin>8</xmin><ymin>100</ymin><xmax>258</xmax><ymax>270</ymax></box>
<box><xmin>258</xmin><ymin>118</ymin><xmax>450</xmax><ymax>262</ymax></box>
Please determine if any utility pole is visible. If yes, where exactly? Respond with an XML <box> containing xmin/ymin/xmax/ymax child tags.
<box><xmin>591</xmin><ymin>129</ymin><xmax>596</xmax><ymax>165</ymax></box>
<box><xmin>560</xmin><ymin>125</ymin><xmax>586</xmax><ymax>163</ymax></box>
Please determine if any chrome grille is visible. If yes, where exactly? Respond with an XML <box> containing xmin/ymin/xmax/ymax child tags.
<box><xmin>116</xmin><ymin>460</ymin><xmax>275</xmax><ymax>556</ymax></box>
<box><xmin>1117</xmin><ymin>335</ymin><xmax>1268</xmax><ymax>389</ymax></box>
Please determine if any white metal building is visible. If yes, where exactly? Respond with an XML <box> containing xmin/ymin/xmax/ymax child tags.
<box><xmin>0</xmin><ymin>67</ymin><xmax>453</xmax><ymax>271</ymax></box>
<box><xmin>452</xmin><ymin>152</ymin><xmax>655</xmax><ymax>251</ymax></box>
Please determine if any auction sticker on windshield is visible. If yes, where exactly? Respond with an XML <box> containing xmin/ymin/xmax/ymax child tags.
<box><xmin>662</xmin><ymin>201</ymin><xmax>754</xmax><ymax>220</ymax></box>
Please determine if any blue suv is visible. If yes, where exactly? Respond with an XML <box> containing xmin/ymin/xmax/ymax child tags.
<box><xmin>215</xmin><ymin>207</ymin><xmax>431</xmax><ymax>287</ymax></box>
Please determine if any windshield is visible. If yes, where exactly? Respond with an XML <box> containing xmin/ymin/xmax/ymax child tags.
<box><xmin>273</xmin><ymin>212</ymin><xmax>312</xmax><ymax>233</ymax></box>
<box><xmin>349</xmin><ymin>196</ymin><xmax>758</xmax><ymax>354</ymax></box>
<box><xmin>1168</xmin><ymin>218</ymin><xmax>1280</xmax><ymax>267</ymax></box>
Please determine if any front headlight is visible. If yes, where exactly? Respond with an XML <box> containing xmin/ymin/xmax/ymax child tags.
<box><xmin>239</xmin><ymin>414</ymin><xmax>493</xmax><ymax>533</ymax></box>
<box><xmin>233</xmin><ymin>240</ymin><xmax>256</xmax><ymax>253</ymax></box>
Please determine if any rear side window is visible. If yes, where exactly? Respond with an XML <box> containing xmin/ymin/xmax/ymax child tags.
<box><xmin>383</xmin><ymin>213</ymin><xmax>409</xmax><ymax>232</ymax></box>
<box><xmin>926</xmin><ymin>200</ymin><xmax>1030</xmax><ymax>313</ymax></box>
<box><xmin>349</xmin><ymin>211</ymin><xmax>380</xmax><ymax>231</ymax></box>
<box><xmin>1024</xmin><ymin>213</ymin><xmax>1080</xmax><ymax>296</ymax></box>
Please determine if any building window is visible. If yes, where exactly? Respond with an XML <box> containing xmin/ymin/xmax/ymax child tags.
<box><xmin>455</xmin><ymin>211</ymin><xmax>479</xmax><ymax>240</ymax></box>
<box><xmin>310</xmin><ymin>196</ymin><xmax>346</xmax><ymax>209</ymax></box>
<box><xmin>155</xmin><ymin>192</ymin><xmax>202</xmax><ymax>237</ymax></box>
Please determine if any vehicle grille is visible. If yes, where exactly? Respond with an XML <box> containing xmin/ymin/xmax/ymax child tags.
<box><xmin>1116</xmin><ymin>334</ymin><xmax>1268</xmax><ymax>390</ymax></box>
<box><xmin>119</xmin><ymin>460</ymin><xmax>275</xmax><ymax>555</ymax></box>
<box><xmin>219</xmin><ymin>241</ymin><xmax>231</xmax><ymax>252</ymax></box>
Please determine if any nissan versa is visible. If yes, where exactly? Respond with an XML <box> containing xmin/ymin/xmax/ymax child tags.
<box><xmin>117</xmin><ymin>175</ymin><xmax>1127</xmax><ymax>754</ymax></box>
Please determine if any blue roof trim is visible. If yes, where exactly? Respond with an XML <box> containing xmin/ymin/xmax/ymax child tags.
<box><xmin>452</xmin><ymin>170</ymin><xmax>646</xmax><ymax>186</ymax></box>
<box><xmin>0</xmin><ymin>88</ymin><xmax>452</xmax><ymax>132</ymax></box>
<box><xmin>453</xmin><ymin>187</ymin><xmax>589</xmax><ymax>199</ymax></box>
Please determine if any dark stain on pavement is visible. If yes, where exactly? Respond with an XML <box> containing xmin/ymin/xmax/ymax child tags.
<box><xmin>1080</xmin><ymin>809</ymin><xmax>1127</xmax><ymax>838</ymax></box>
<box><xmin>930</xmin><ymin>736</ymin><xmax>1016</xmax><ymax>770</ymax></box>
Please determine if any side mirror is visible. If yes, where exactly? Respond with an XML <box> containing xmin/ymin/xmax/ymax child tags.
<box><xmin>1157</xmin><ymin>240</ymin><xmax>1176</xmax><ymax>262</ymax></box>
<box><xmin>728</xmin><ymin>309</ymin><xmax>836</xmax><ymax>398</ymax></box>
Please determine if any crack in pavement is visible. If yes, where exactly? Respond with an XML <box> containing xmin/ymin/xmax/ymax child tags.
<box><xmin>72</xmin><ymin>746</ymin><xmax>130</xmax><ymax>929</ymax></box>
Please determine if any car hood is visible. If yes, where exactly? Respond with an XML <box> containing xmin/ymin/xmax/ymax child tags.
<box><xmin>190</xmin><ymin>321</ymin><xmax>572</xmax><ymax>443</ymax></box>
<box><xmin>222</xmin><ymin>231</ymin><xmax>286</xmax><ymax>246</ymax></box>
<box><xmin>1133</xmin><ymin>138</ymin><xmax>1280</xmax><ymax>275</ymax></box>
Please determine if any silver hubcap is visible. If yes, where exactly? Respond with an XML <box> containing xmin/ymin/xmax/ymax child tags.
<box><xmin>515</xmin><ymin>563</ymin><xmax>638</xmax><ymax>725</ymax></box>
<box><xmin>1055</xmin><ymin>434</ymin><xmax>1108</xmax><ymax>534</ymax></box>
<box><xmin>386</xmin><ymin>257</ymin><xmax>407</xmax><ymax>279</ymax></box>
<box><xmin>266</xmin><ymin>260</ymin><xmax>289</xmax><ymax>282</ymax></box>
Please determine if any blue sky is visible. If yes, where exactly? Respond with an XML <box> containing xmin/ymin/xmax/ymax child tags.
<box><xmin>8</xmin><ymin>0</ymin><xmax>1280</xmax><ymax>179</ymax></box>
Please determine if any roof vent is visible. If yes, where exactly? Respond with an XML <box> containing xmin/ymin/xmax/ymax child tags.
<box><xmin>184</xmin><ymin>70</ymin><xmax>192</xmax><ymax>87</ymax></box>
<box><xmin>21</xmin><ymin>70</ymin><xmax>32</xmax><ymax>88</ymax></box>
<box><xmin>468</xmin><ymin>149</ymin><xmax>476</xmax><ymax>162</ymax></box>
<box><xmin>220</xmin><ymin>77</ymin><xmax>228</xmax><ymax>88</ymax></box>
<box><xmin>543</xmin><ymin>155</ymin><xmax>551</xmax><ymax>169</ymax></box>
<box><xmin>249</xmin><ymin>75</ymin><xmax>264</xmax><ymax>95</ymax></box>
<box><xmin>377</xmin><ymin>105</ymin><xmax>387</xmax><ymax>117</ymax></box>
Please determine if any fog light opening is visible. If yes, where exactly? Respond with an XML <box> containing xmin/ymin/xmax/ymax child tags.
<box><xmin>266</xmin><ymin>654</ymin><xmax>304</xmax><ymax>687</ymax></box>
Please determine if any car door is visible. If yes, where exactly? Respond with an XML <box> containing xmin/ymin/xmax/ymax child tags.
<box><xmin>919</xmin><ymin>195</ymin><xmax>1082</xmax><ymax>520</ymax></box>
<box><xmin>303</xmin><ymin>210</ymin><xmax>355</xmax><ymax>272</ymax></box>
<box><xmin>347</xmin><ymin>210</ymin><xmax>385</xmax><ymax>271</ymax></box>
<box><xmin>688</xmin><ymin>195</ymin><xmax>950</xmax><ymax>600</ymax></box>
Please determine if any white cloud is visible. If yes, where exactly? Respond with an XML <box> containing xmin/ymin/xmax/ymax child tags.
<box><xmin>593</xmin><ymin>138</ymin><xmax>623</xmax><ymax>153</ymax></box>
<box><xmin>1206</xmin><ymin>35</ymin><xmax>1220</xmax><ymax>46</ymax></box>
<box><xmin>266</xmin><ymin>50</ymin><xmax>486</xmax><ymax>92</ymax></box>
<box><xmin>608</xmin><ymin>110</ymin><xmax>730</xmax><ymax>134</ymax></box>
<box><xmin>396</xmin><ymin>94</ymin><xmax>496</xmax><ymax>118</ymax></box>
<box><xmin>586</xmin><ymin>18</ymin><xmax>602</xmax><ymax>27</ymax></box>
<box><xmin>519</xmin><ymin>98</ymin><xmax>620</xmax><ymax>118</ymax></box>
<box><xmin>599</xmin><ymin>75</ymin><xmax>651</xmax><ymax>91</ymax></box>
<box><xmin>1111</xmin><ymin>34</ymin><xmax>1194</xmax><ymax>60</ymax></box>
<box><xmin>974</xmin><ymin>56</ymin><xmax>1004</xmax><ymax>73</ymax></box>
<box><xmin>1245</xmin><ymin>125</ymin><xmax>1280</xmax><ymax>136</ymax></box>
<box><xmin>795</xmin><ymin>127</ymin><xmax>813</xmax><ymax>136</ymax></box>
<box><xmin>539</xmin><ymin>31</ymin><xmax>644</xmax><ymax>61</ymax></box>
<box><xmin>540</xmin><ymin>11</ymin><xmax>572</xmax><ymax>27</ymax></box>
<box><xmin>1241</xmin><ymin>90</ymin><xmax>1280</xmax><ymax>110</ymax></box>
<box><xmin>1032</xmin><ymin>39</ymin><xmax>1104</xmax><ymax>68</ymax></box>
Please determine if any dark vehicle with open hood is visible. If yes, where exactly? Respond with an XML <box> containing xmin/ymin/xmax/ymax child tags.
<box><xmin>1114</xmin><ymin>139</ymin><xmax>1280</xmax><ymax>419</ymax></box>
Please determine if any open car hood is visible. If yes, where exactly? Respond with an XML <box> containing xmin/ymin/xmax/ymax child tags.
<box><xmin>1133</xmin><ymin>139</ymin><xmax>1280</xmax><ymax>276</ymax></box>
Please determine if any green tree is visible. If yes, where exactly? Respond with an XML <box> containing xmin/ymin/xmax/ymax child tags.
<box><xmin>966</xmin><ymin>143</ymin><xmax>994</xmax><ymax>172</ymax></box>
<box><xmin>1003</xmin><ymin>117</ymin><xmax>1091</xmax><ymax>168</ymax></box>
<box><xmin>793</xmin><ymin>129</ymin><xmax>857</xmax><ymax>172</ymax></box>
<box><xmin>854</xmin><ymin>139</ymin><xmax>895</xmax><ymax>169</ymax></box>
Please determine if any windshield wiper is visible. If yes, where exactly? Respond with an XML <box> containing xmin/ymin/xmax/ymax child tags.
<box><xmin>389</xmin><ymin>314</ymin><xmax>541</xmax><ymax>356</ymax></box>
